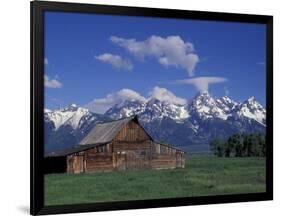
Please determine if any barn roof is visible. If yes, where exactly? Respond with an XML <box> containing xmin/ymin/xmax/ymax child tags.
<box><xmin>45</xmin><ymin>142</ymin><xmax>107</xmax><ymax>157</ymax></box>
<box><xmin>79</xmin><ymin>115</ymin><xmax>138</xmax><ymax>145</ymax></box>
<box><xmin>153</xmin><ymin>141</ymin><xmax>185</xmax><ymax>152</ymax></box>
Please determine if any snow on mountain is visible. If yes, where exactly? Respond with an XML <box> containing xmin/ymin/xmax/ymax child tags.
<box><xmin>45</xmin><ymin>93</ymin><xmax>266</xmax><ymax>131</ymax></box>
<box><xmin>44</xmin><ymin>108</ymin><xmax>52</xmax><ymax>113</ymax></box>
<box><xmin>104</xmin><ymin>91</ymin><xmax>266</xmax><ymax>125</ymax></box>
<box><xmin>141</xmin><ymin>98</ymin><xmax>189</xmax><ymax>123</ymax></box>
<box><xmin>44</xmin><ymin>104</ymin><xmax>91</xmax><ymax>130</ymax></box>
<box><xmin>235</xmin><ymin>97</ymin><xmax>266</xmax><ymax>125</ymax></box>
<box><xmin>216</xmin><ymin>96</ymin><xmax>238</xmax><ymax>113</ymax></box>
<box><xmin>105</xmin><ymin>100</ymin><xmax>146</xmax><ymax>120</ymax></box>
<box><xmin>104</xmin><ymin>98</ymin><xmax>189</xmax><ymax>123</ymax></box>
<box><xmin>189</xmin><ymin>91</ymin><xmax>229</xmax><ymax>120</ymax></box>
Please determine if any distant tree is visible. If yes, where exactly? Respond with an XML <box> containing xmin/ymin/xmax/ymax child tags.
<box><xmin>233</xmin><ymin>134</ymin><xmax>243</xmax><ymax>157</ymax></box>
<box><xmin>260</xmin><ymin>133</ymin><xmax>266</xmax><ymax>157</ymax></box>
<box><xmin>242</xmin><ymin>134</ymin><xmax>250</xmax><ymax>156</ymax></box>
<box><xmin>210</xmin><ymin>138</ymin><xmax>224</xmax><ymax>157</ymax></box>
<box><xmin>224</xmin><ymin>136</ymin><xmax>235</xmax><ymax>157</ymax></box>
<box><xmin>210</xmin><ymin>133</ymin><xmax>266</xmax><ymax>158</ymax></box>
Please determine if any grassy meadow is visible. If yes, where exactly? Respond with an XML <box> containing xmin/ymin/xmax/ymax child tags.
<box><xmin>44</xmin><ymin>155</ymin><xmax>266</xmax><ymax>206</ymax></box>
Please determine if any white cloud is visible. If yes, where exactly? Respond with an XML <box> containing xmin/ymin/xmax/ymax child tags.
<box><xmin>110</xmin><ymin>35</ymin><xmax>199</xmax><ymax>76</ymax></box>
<box><xmin>149</xmin><ymin>86</ymin><xmax>186</xmax><ymax>105</ymax></box>
<box><xmin>84</xmin><ymin>89</ymin><xmax>146</xmax><ymax>113</ymax></box>
<box><xmin>44</xmin><ymin>58</ymin><xmax>48</xmax><ymax>65</ymax></box>
<box><xmin>44</xmin><ymin>75</ymin><xmax>62</xmax><ymax>88</ymax></box>
<box><xmin>175</xmin><ymin>76</ymin><xmax>227</xmax><ymax>92</ymax></box>
<box><xmin>84</xmin><ymin>87</ymin><xmax>187</xmax><ymax>113</ymax></box>
<box><xmin>95</xmin><ymin>53</ymin><xmax>133</xmax><ymax>71</ymax></box>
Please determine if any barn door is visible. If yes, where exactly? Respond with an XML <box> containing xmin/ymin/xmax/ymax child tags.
<box><xmin>115</xmin><ymin>153</ymin><xmax>127</xmax><ymax>170</ymax></box>
<box><xmin>73</xmin><ymin>155</ymin><xmax>84</xmax><ymax>173</ymax></box>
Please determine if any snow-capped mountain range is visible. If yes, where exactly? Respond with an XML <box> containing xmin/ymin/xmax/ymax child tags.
<box><xmin>45</xmin><ymin>104</ymin><xmax>91</xmax><ymax>130</ymax></box>
<box><xmin>44</xmin><ymin>91</ymin><xmax>266</xmax><ymax>153</ymax></box>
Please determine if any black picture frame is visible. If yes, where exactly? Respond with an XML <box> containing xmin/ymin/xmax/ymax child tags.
<box><xmin>30</xmin><ymin>1</ymin><xmax>273</xmax><ymax>215</ymax></box>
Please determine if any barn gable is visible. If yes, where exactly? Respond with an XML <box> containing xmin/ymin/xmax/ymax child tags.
<box><xmin>114</xmin><ymin>117</ymin><xmax>152</xmax><ymax>142</ymax></box>
<box><xmin>79</xmin><ymin>115</ymin><xmax>153</xmax><ymax>145</ymax></box>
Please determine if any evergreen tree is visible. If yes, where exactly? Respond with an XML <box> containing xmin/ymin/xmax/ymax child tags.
<box><xmin>210</xmin><ymin>132</ymin><xmax>266</xmax><ymax>158</ymax></box>
<box><xmin>210</xmin><ymin>138</ymin><xmax>224</xmax><ymax>157</ymax></box>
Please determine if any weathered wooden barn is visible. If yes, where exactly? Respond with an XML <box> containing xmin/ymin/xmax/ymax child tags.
<box><xmin>45</xmin><ymin>116</ymin><xmax>185</xmax><ymax>174</ymax></box>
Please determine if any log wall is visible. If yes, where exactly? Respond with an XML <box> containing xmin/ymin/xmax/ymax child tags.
<box><xmin>84</xmin><ymin>146</ymin><xmax>113</xmax><ymax>172</ymax></box>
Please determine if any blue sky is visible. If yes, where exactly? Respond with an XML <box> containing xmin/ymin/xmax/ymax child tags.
<box><xmin>44</xmin><ymin>11</ymin><xmax>266</xmax><ymax>113</ymax></box>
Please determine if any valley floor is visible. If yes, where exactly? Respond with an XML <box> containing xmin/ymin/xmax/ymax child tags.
<box><xmin>44</xmin><ymin>155</ymin><xmax>266</xmax><ymax>206</ymax></box>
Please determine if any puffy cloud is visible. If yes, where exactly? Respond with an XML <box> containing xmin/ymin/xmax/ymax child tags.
<box><xmin>44</xmin><ymin>75</ymin><xmax>62</xmax><ymax>88</ymax></box>
<box><xmin>84</xmin><ymin>86</ymin><xmax>187</xmax><ymax>113</ymax></box>
<box><xmin>84</xmin><ymin>89</ymin><xmax>146</xmax><ymax>113</ymax></box>
<box><xmin>175</xmin><ymin>76</ymin><xmax>227</xmax><ymax>92</ymax></box>
<box><xmin>149</xmin><ymin>86</ymin><xmax>186</xmax><ymax>105</ymax></box>
<box><xmin>110</xmin><ymin>35</ymin><xmax>199</xmax><ymax>76</ymax></box>
<box><xmin>95</xmin><ymin>53</ymin><xmax>133</xmax><ymax>71</ymax></box>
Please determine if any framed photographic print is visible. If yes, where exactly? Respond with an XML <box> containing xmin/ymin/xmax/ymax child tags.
<box><xmin>30</xmin><ymin>1</ymin><xmax>273</xmax><ymax>215</ymax></box>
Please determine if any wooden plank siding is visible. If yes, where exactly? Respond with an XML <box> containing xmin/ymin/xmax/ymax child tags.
<box><xmin>66</xmin><ymin>117</ymin><xmax>185</xmax><ymax>173</ymax></box>
<box><xmin>84</xmin><ymin>147</ymin><xmax>113</xmax><ymax>172</ymax></box>
<box><xmin>114</xmin><ymin>120</ymin><xmax>151</xmax><ymax>142</ymax></box>
<box><xmin>111</xmin><ymin>121</ymin><xmax>152</xmax><ymax>170</ymax></box>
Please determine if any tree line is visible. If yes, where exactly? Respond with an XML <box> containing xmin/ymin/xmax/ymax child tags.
<box><xmin>210</xmin><ymin>133</ymin><xmax>266</xmax><ymax>157</ymax></box>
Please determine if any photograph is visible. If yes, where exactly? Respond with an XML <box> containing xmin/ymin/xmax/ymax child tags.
<box><xmin>43</xmin><ymin>10</ymin><xmax>267</xmax><ymax>206</ymax></box>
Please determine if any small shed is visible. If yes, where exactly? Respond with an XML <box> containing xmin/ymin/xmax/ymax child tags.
<box><xmin>45</xmin><ymin>116</ymin><xmax>185</xmax><ymax>174</ymax></box>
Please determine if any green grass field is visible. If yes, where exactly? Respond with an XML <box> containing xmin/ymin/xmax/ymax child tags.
<box><xmin>44</xmin><ymin>155</ymin><xmax>266</xmax><ymax>206</ymax></box>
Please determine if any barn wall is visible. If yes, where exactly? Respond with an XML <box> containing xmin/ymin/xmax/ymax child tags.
<box><xmin>112</xmin><ymin>121</ymin><xmax>152</xmax><ymax>170</ymax></box>
<box><xmin>111</xmin><ymin>121</ymin><xmax>185</xmax><ymax>171</ymax></box>
<box><xmin>84</xmin><ymin>145</ymin><xmax>113</xmax><ymax>172</ymax></box>
<box><xmin>151</xmin><ymin>154</ymin><xmax>177</xmax><ymax>169</ymax></box>
<box><xmin>151</xmin><ymin>142</ymin><xmax>185</xmax><ymax>169</ymax></box>
<box><xmin>177</xmin><ymin>151</ymin><xmax>185</xmax><ymax>168</ymax></box>
<box><xmin>112</xmin><ymin>140</ymin><xmax>152</xmax><ymax>170</ymax></box>
<box><xmin>66</xmin><ymin>144</ymin><xmax>185</xmax><ymax>173</ymax></box>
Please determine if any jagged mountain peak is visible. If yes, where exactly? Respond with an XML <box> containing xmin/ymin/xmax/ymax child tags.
<box><xmin>192</xmin><ymin>91</ymin><xmax>216</xmax><ymax>106</ymax></box>
<box><xmin>105</xmin><ymin>97</ymin><xmax>189</xmax><ymax>123</ymax></box>
<box><xmin>144</xmin><ymin>98</ymin><xmax>189</xmax><ymax>122</ymax></box>
<box><xmin>189</xmin><ymin>91</ymin><xmax>227</xmax><ymax>120</ymax></box>
<box><xmin>241</xmin><ymin>96</ymin><xmax>264</xmax><ymax>111</ymax></box>
<box><xmin>216</xmin><ymin>96</ymin><xmax>238</xmax><ymax>113</ymax></box>
<box><xmin>235</xmin><ymin>96</ymin><xmax>266</xmax><ymax>125</ymax></box>
<box><xmin>247</xmin><ymin>96</ymin><xmax>256</xmax><ymax>101</ymax></box>
<box><xmin>221</xmin><ymin>95</ymin><xmax>236</xmax><ymax>104</ymax></box>
<box><xmin>105</xmin><ymin>99</ymin><xmax>146</xmax><ymax>120</ymax></box>
<box><xmin>45</xmin><ymin>104</ymin><xmax>92</xmax><ymax>131</ymax></box>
